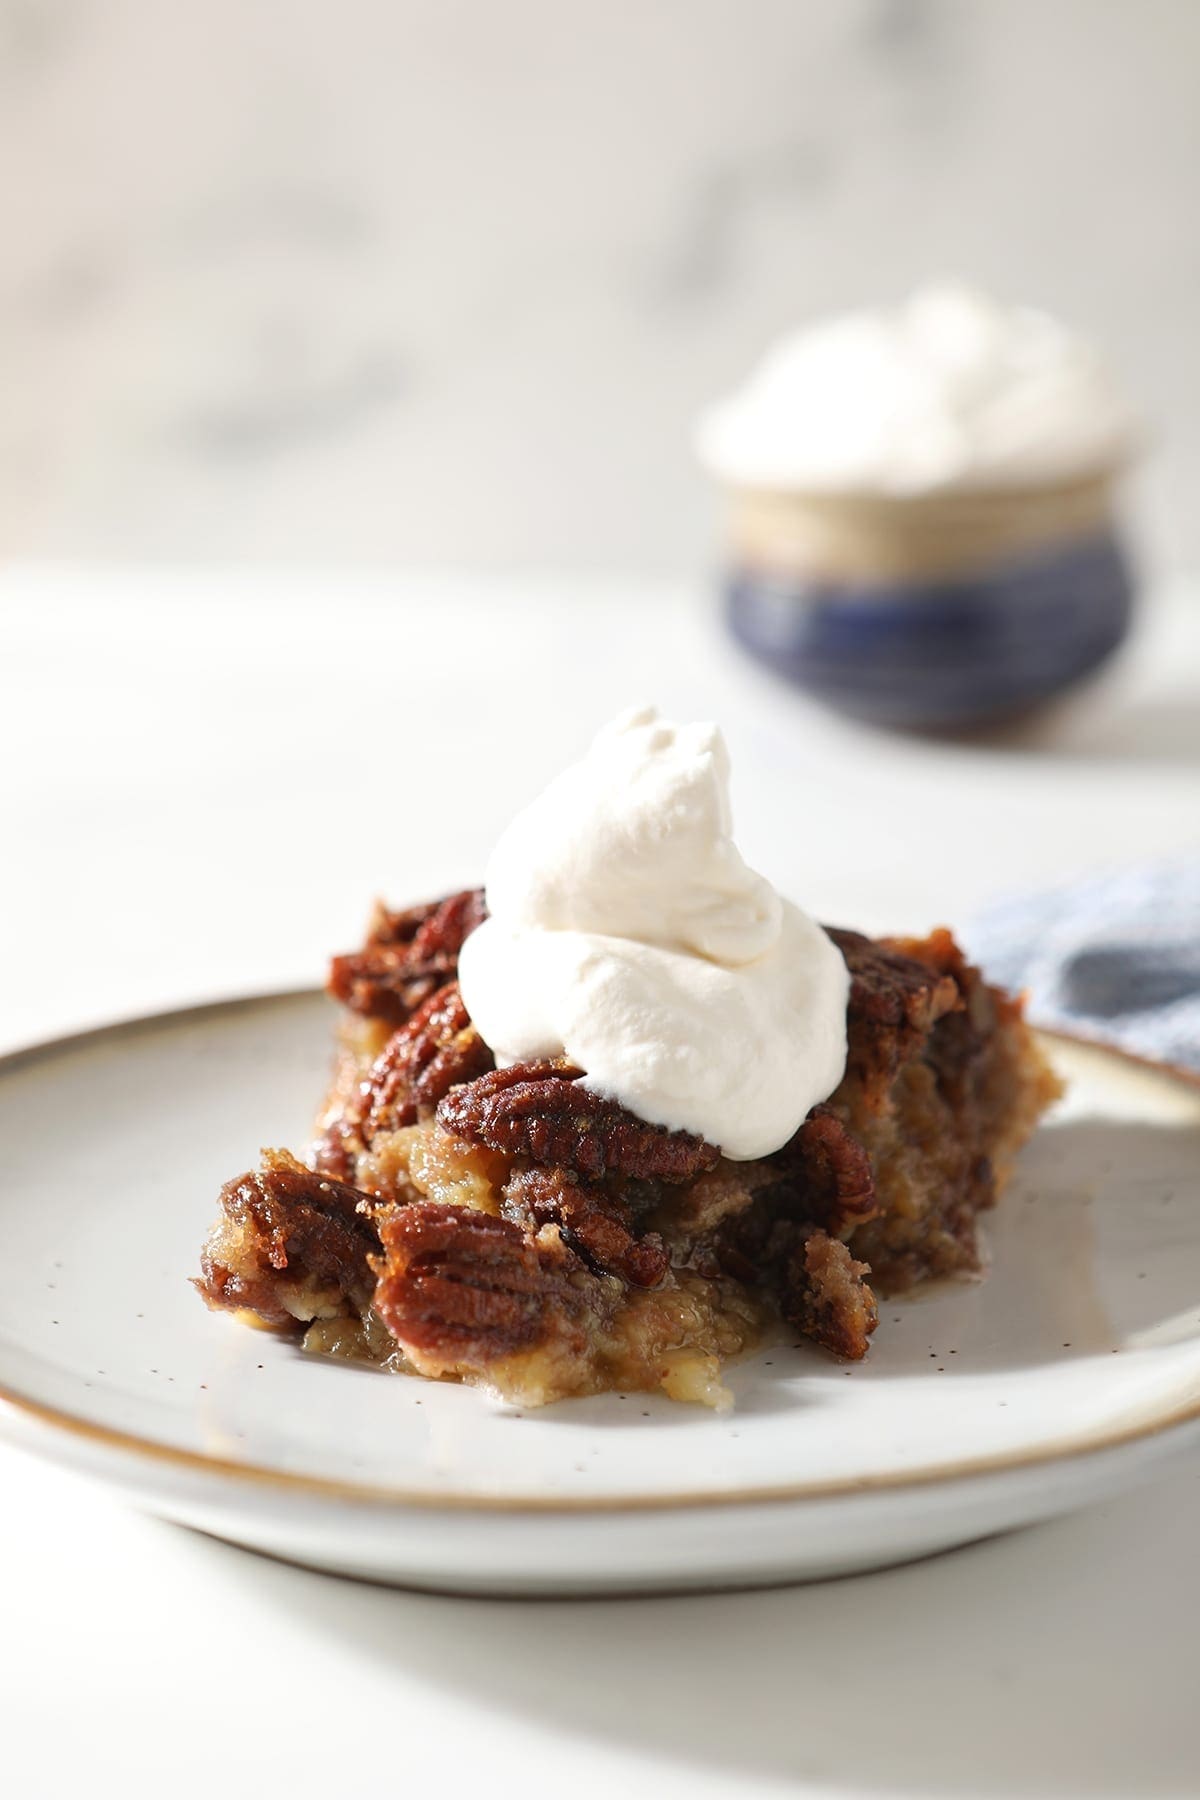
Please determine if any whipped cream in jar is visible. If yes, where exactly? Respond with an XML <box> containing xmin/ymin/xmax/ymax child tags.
<box><xmin>696</xmin><ymin>284</ymin><xmax>1138</xmax><ymax>729</ymax></box>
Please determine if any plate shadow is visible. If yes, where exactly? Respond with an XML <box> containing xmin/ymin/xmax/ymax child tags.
<box><xmin>181</xmin><ymin>1458</ymin><xmax>1200</xmax><ymax>1798</ymax></box>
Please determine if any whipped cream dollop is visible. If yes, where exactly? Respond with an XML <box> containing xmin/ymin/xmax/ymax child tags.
<box><xmin>457</xmin><ymin>708</ymin><xmax>849</xmax><ymax>1160</ymax></box>
<box><xmin>696</xmin><ymin>282</ymin><xmax>1132</xmax><ymax>495</ymax></box>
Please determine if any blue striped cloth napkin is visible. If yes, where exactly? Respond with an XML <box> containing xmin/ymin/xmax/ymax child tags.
<box><xmin>966</xmin><ymin>859</ymin><xmax>1200</xmax><ymax>1075</ymax></box>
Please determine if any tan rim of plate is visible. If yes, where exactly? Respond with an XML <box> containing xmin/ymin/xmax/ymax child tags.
<box><xmin>0</xmin><ymin>991</ymin><xmax>1198</xmax><ymax>1516</ymax></box>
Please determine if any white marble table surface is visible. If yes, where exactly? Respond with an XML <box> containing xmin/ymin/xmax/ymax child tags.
<box><xmin>2</xmin><ymin>567</ymin><xmax>1199</xmax><ymax>1800</ymax></box>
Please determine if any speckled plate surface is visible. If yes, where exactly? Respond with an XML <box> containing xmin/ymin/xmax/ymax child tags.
<box><xmin>1</xmin><ymin>993</ymin><xmax>1198</xmax><ymax>1594</ymax></box>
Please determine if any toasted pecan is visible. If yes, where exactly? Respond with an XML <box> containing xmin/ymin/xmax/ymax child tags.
<box><xmin>357</xmin><ymin>981</ymin><xmax>493</xmax><ymax>1139</ymax></box>
<box><xmin>782</xmin><ymin>1104</ymin><xmax>878</xmax><ymax>1234</ymax></box>
<box><xmin>328</xmin><ymin>887</ymin><xmax>487</xmax><ymax>1024</ymax></box>
<box><xmin>312</xmin><ymin>982</ymin><xmax>493</xmax><ymax>1182</ymax></box>
<box><xmin>714</xmin><ymin>1201</ymin><xmax>878</xmax><ymax>1360</ymax></box>
<box><xmin>372</xmin><ymin>1200</ymin><xmax>597</xmax><ymax>1367</ymax></box>
<box><xmin>502</xmin><ymin>1164</ymin><xmax>669</xmax><ymax>1287</ymax></box>
<box><xmin>195</xmin><ymin>1150</ymin><xmax>379</xmax><ymax>1326</ymax></box>
<box><xmin>826</xmin><ymin>925</ymin><xmax>964</xmax><ymax>1109</ymax></box>
<box><xmin>437</xmin><ymin>1060</ymin><xmax>721</xmax><ymax>1182</ymax></box>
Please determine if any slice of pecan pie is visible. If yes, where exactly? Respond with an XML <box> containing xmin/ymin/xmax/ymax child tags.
<box><xmin>196</xmin><ymin>889</ymin><xmax>1061</xmax><ymax>1407</ymax></box>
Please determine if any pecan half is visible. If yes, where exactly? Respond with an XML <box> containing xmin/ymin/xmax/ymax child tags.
<box><xmin>782</xmin><ymin>1104</ymin><xmax>878</xmax><ymax>1235</ymax></box>
<box><xmin>312</xmin><ymin>982</ymin><xmax>493</xmax><ymax>1182</ymax></box>
<box><xmin>195</xmin><ymin>1149</ymin><xmax>380</xmax><ymax>1326</ymax></box>
<box><xmin>826</xmin><ymin>925</ymin><xmax>963</xmax><ymax>1108</ymax></box>
<box><xmin>309</xmin><ymin>1117</ymin><xmax>360</xmax><ymax>1184</ymax></box>
<box><xmin>437</xmin><ymin>1061</ymin><xmax>721</xmax><ymax>1182</ymax></box>
<box><xmin>502</xmin><ymin>1164</ymin><xmax>669</xmax><ymax>1287</ymax></box>
<box><xmin>365</xmin><ymin>897</ymin><xmax>450</xmax><ymax>948</ymax></box>
<box><xmin>373</xmin><ymin>1201</ymin><xmax>597</xmax><ymax>1367</ymax></box>
<box><xmin>356</xmin><ymin>981</ymin><xmax>493</xmax><ymax>1140</ymax></box>
<box><xmin>328</xmin><ymin>887</ymin><xmax>487</xmax><ymax>1024</ymax></box>
<box><xmin>714</xmin><ymin>1205</ymin><xmax>877</xmax><ymax>1360</ymax></box>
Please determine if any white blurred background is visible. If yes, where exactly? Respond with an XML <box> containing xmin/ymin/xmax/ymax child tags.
<box><xmin>3</xmin><ymin>0</ymin><xmax>1199</xmax><ymax>576</ymax></box>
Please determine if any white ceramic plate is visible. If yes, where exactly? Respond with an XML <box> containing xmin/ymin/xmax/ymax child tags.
<box><xmin>1</xmin><ymin>992</ymin><xmax>1198</xmax><ymax>1595</ymax></box>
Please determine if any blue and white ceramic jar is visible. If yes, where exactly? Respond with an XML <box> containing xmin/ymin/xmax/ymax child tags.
<box><xmin>697</xmin><ymin>286</ymin><xmax>1136</xmax><ymax>730</ymax></box>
